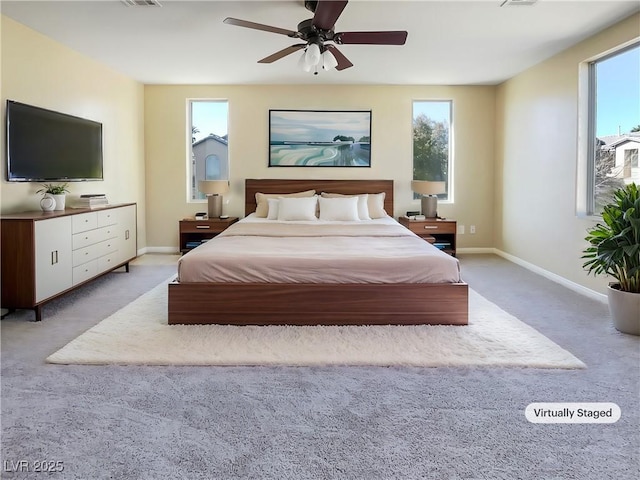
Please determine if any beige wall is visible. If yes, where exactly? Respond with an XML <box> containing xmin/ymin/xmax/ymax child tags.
<box><xmin>0</xmin><ymin>16</ymin><xmax>147</xmax><ymax>248</ymax></box>
<box><xmin>144</xmin><ymin>85</ymin><xmax>495</xmax><ymax>249</ymax></box>
<box><xmin>495</xmin><ymin>13</ymin><xmax>640</xmax><ymax>295</ymax></box>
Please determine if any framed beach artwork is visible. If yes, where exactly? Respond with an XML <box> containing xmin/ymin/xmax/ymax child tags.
<box><xmin>269</xmin><ymin>110</ymin><xmax>372</xmax><ymax>167</ymax></box>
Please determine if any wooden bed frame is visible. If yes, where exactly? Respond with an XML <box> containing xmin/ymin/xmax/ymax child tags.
<box><xmin>168</xmin><ymin>179</ymin><xmax>468</xmax><ymax>326</ymax></box>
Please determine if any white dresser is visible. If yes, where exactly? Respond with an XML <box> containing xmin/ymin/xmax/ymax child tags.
<box><xmin>1</xmin><ymin>203</ymin><xmax>137</xmax><ymax>321</ymax></box>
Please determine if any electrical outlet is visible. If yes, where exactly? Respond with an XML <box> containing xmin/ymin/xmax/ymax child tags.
<box><xmin>470</xmin><ymin>225</ymin><xmax>476</xmax><ymax>234</ymax></box>
<box><xmin>458</xmin><ymin>225</ymin><xmax>465</xmax><ymax>235</ymax></box>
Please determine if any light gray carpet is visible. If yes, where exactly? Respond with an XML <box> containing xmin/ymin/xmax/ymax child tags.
<box><xmin>2</xmin><ymin>255</ymin><xmax>639</xmax><ymax>480</ymax></box>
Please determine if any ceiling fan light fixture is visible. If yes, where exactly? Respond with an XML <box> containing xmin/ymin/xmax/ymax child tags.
<box><xmin>225</xmin><ymin>1</ymin><xmax>408</xmax><ymax>74</ymax></box>
<box><xmin>298</xmin><ymin>52</ymin><xmax>313</xmax><ymax>72</ymax></box>
<box><xmin>304</xmin><ymin>42</ymin><xmax>321</xmax><ymax>66</ymax></box>
<box><xmin>322</xmin><ymin>49</ymin><xmax>338</xmax><ymax>70</ymax></box>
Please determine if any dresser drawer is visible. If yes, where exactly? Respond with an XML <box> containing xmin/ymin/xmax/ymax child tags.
<box><xmin>180</xmin><ymin>222</ymin><xmax>226</xmax><ymax>234</ymax></box>
<box><xmin>409</xmin><ymin>222</ymin><xmax>456</xmax><ymax>234</ymax></box>
<box><xmin>72</xmin><ymin>225</ymin><xmax>118</xmax><ymax>250</ymax></box>
<box><xmin>73</xmin><ymin>260</ymin><xmax>98</xmax><ymax>285</ymax></box>
<box><xmin>97</xmin><ymin>251</ymin><xmax>120</xmax><ymax>272</ymax></box>
<box><xmin>73</xmin><ymin>238</ymin><xmax>118</xmax><ymax>266</ymax></box>
<box><xmin>98</xmin><ymin>209</ymin><xmax>118</xmax><ymax>227</ymax></box>
<box><xmin>72</xmin><ymin>212</ymin><xmax>98</xmax><ymax>234</ymax></box>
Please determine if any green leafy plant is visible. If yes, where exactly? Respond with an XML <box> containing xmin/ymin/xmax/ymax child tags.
<box><xmin>582</xmin><ymin>183</ymin><xmax>640</xmax><ymax>293</ymax></box>
<box><xmin>36</xmin><ymin>183</ymin><xmax>69</xmax><ymax>195</ymax></box>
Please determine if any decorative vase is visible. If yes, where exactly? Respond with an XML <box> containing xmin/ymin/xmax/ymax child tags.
<box><xmin>40</xmin><ymin>194</ymin><xmax>56</xmax><ymax>212</ymax></box>
<box><xmin>52</xmin><ymin>194</ymin><xmax>66</xmax><ymax>211</ymax></box>
<box><xmin>607</xmin><ymin>284</ymin><xmax>640</xmax><ymax>336</ymax></box>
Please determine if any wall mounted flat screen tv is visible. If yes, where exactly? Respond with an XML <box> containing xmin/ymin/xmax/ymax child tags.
<box><xmin>6</xmin><ymin>100</ymin><xmax>103</xmax><ymax>182</ymax></box>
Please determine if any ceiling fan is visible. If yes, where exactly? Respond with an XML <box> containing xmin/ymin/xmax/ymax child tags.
<box><xmin>223</xmin><ymin>0</ymin><xmax>408</xmax><ymax>74</ymax></box>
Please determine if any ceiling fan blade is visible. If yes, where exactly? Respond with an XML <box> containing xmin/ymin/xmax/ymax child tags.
<box><xmin>258</xmin><ymin>44</ymin><xmax>307</xmax><ymax>64</ymax></box>
<box><xmin>312</xmin><ymin>0</ymin><xmax>348</xmax><ymax>30</ymax></box>
<box><xmin>325</xmin><ymin>45</ymin><xmax>353</xmax><ymax>71</ymax></box>
<box><xmin>336</xmin><ymin>31</ymin><xmax>408</xmax><ymax>45</ymax></box>
<box><xmin>223</xmin><ymin>17</ymin><xmax>298</xmax><ymax>37</ymax></box>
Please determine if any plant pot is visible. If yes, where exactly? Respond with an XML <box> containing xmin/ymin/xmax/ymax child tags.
<box><xmin>40</xmin><ymin>194</ymin><xmax>56</xmax><ymax>212</ymax></box>
<box><xmin>52</xmin><ymin>194</ymin><xmax>66</xmax><ymax>211</ymax></box>
<box><xmin>607</xmin><ymin>284</ymin><xmax>640</xmax><ymax>336</ymax></box>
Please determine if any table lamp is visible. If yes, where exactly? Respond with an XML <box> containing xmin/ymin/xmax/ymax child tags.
<box><xmin>411</xmin><ymin>180</ymin><xmax>446</xmax><ymax>218</ymax></box>
<box><xmin>198</xmin><ymin>180</ymin><xmax>229</xmax><ymax>218</ymax></box>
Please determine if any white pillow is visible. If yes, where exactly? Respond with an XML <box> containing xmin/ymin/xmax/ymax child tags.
<box><xmin>320</xmin><ymin>192</ymin><xmax>371</xmax><ymax>220</ymax></box>
<box><xmin>254</xmin><ymin>189</ymin><xmax>316</xmax><ymax>217</ymax></box>
<box><xmin>318</xmin><ymin>196</ymin><xmax>360</xmax><ymax>221</ymax></box>
<box><xmin>277</xmin><ymin>196</ymin><xmax>318</xmax><ymax>221</ymax></box>
<box><xmin>267</xmin><ymin>198</ymin><xmax>280</xmax><ymax>220</ymax></box>
<box><xmin>368</xmin><ymin>192</ymin><xmax>387</xmax><ymax>219</ymax></box>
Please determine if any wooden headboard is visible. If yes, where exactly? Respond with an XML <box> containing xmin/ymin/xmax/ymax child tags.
<box><xmin>245</xmin><ymin>179</ymin><xmax>394</xmax><ymax>217</ymax></box>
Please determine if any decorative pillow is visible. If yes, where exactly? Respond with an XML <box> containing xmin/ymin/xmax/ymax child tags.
<box><xmin>367</xmin><ymin>192</ymin><xmax>387</xmax><ymax>219</ymax></box>
<box><xmin>255</xmin><ymin>189</ymin><xmax>316</xmax><ymax>217</ymax></box>
<box><xmin>277</xmin><ymin>196</ymin><xmax>318</xmax><ymax>221</ymax></box>
<box><xmin>320</xmin><ymin>192</ymin><xmax>371</xmax><ymax>220</ymax></box>
<box><xmin>318</xmin><ymin>196</ymin><xmax>360</xmax><ymax>221</ymax></box>
<box><xmin>267</xmin><ymin>198</ymin><xmax>280</xmax><ymax>220</ymax></box>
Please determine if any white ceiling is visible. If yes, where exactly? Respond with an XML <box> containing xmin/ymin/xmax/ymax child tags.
<box><xmin>2</xmin><ymin>0</ymin><xmax>639</xmax><ymax>85</ymax></box>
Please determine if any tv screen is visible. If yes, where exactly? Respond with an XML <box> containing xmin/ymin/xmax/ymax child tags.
<box><xmin>6</xmin><ymin>100</ymin><xmax>103</xmax><ymax>182</ymax></box>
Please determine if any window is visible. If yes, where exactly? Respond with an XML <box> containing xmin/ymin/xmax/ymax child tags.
<box><xmin>584</xmin><ymin>43</ymin><xmax>639</xmax><ymax>215</ymax></box>
<box><xmin>624</xmin><ymin>148</ymin><xmax>638</xmax><ymax>171</ymax></box>
<box><xmin>412</xmin><ymin>101</ymin><xmax>452</xmax><ymax>201</ymax></box>
<box><xmin>188</xmin><ymin>100</ymin><xmax>229</xmax><ymax>201</ymax></box>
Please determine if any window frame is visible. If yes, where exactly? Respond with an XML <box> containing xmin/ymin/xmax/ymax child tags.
<box><xmin>577</xmin><ymin>39</ymin><xmax>639</xmax><ymax>217</ymax></box>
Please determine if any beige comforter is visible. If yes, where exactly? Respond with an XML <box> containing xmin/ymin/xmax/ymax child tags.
<box><xmin>177</xmin><ymin>220</ymin><xmax>461</xmax><ymax>284</ymax></box>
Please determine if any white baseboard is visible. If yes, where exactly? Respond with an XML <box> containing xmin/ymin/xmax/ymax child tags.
<box><xmin>144</xmin><ymin>246</ymin><xmax>180</xmax><ymax>254</ymax></box>
<box><xmin>493</xmin><ymin>249</ymin><xmax>606</xmax><ymax>303</ymax></box>
<box><xmin>457</xmin><ymin>247</ymin><xmax>495</xmax><ymax>254</ymax></box>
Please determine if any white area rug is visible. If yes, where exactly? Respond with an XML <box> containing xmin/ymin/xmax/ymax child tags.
<box><xmin>47</xmin><ymin>277</ymin><xmax>585</xmax><ymax>368</ymax></box>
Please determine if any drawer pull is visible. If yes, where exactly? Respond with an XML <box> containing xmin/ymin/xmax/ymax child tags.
<box><xmin>196</xmin><ymin>225</ymin><xmax>210</xmax><ymax>229</ymax></box>
<box><xmin>423</xmin><ymin>226</ymin><xmax>438</xmax><ymax>229</ymax></box>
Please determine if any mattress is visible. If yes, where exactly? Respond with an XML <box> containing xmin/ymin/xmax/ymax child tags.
<box><xmin>177</xmin><ymin>215</ymin><xmax>461</xmax><ymax>284</ymax></box>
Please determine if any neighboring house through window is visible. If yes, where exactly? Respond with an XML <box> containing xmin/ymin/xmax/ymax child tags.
<box><xmin>412</xmin><ymin>100</ymin><xmax>453</xmax><ymax>202</ymax></box>
<box><xmin>188</xmin><ymin>100</ymin><xmax>229</xmax><ymax>201</ymax></box>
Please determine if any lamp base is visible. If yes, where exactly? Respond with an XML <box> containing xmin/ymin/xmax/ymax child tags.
<box><xmin>421</xmin><ymin>195</ymin><xmax>438</xmax><ymax>218</ymax></box>
<box><xmin>207</xmin><ymin>195</ymin><xmax>223</xmax><ymax>218</ymax></box>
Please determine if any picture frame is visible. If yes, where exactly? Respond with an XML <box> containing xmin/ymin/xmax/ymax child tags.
<box><xmin>269</xmin><ymin>109</ymin><xmax>372</xmax><ymax>167</ymax></box>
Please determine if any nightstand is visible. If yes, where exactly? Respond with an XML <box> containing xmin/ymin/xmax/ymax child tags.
<box><xmin>398</xmin><ymin>217</ymin><xmax>457</xmax><ymax>256</ymax></box>
<box><xmin>179</xmin><ymin>217</ymin><xmax>239</xmax><ymax>254</ymax></box>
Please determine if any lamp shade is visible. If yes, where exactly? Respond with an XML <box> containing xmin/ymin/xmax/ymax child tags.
<box><xmin>411</xmin><ymin>180</ymin><xmax>446</xmax><ymax>196</ymax></box>
<box><xmin>198</xmin><ymin>180</ymin><xmax>229</xmax><ymax>218</ymax></box>
<box><xmin>198</xmin><ymin>180</ymin><xmax>229</xmax><ymax>195</ymax></box>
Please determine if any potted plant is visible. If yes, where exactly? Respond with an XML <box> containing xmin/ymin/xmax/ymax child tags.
<box><xmin>582</xmin><ymin>183</ymin><xmax>640</xmax><ymax>335</ymax></box>
<box><xmin>36</xmin><ymin>183</ymin><xmax>69</xmax><ymax>211</ymax></box>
